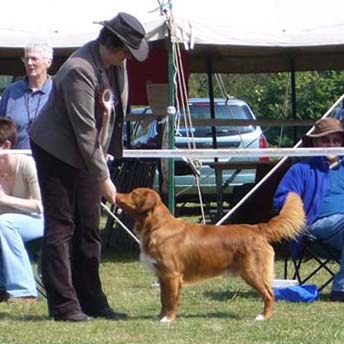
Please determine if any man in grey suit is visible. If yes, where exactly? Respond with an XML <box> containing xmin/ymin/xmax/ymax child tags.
<box><xmin>29</xmin><ymin>12</ymin><xmax>149</xmax><ymax>322</ymax></box>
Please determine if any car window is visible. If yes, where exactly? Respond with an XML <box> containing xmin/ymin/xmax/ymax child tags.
<box><xmin>178</xmin><ymin>102</ymin><xmax>256</xmax><ymax>137</ymax></box>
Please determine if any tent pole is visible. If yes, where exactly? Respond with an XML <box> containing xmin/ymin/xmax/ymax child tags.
<box><xmin>290</xmin><ymin>59</ymin><xmax>297</xmax><ymax>144</ymax></box>
<box><xmin>167</xmin><ymin>12</ymin><xmax>175</xmax><ymax>214</ymax></box>
<box><xmin>206</xmin><ymin>57</ymin><xmax>218</xmax><ymax>151</ymax></box>
<box><xmin>207</xmin><ymin>57</ymin><xmax>223</xmax><ymax>217</ymax></box>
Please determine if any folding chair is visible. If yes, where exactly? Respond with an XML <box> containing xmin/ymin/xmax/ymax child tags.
<box><xmin>284</xmin><ymin>233</ymin><xmax>341</xmax><ymax>292</ymax></box>
<box><xmin>245</xmin><ymin>158</ymin><xmax>341</xmax><ymax>293</ymax></box>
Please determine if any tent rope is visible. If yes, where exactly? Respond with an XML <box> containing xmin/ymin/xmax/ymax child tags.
<box><xmin>167</xmin><ymin>9</ymin><xmax>206</xmax><ymax>223</ymax></box>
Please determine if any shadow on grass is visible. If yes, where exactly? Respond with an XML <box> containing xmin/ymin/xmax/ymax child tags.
<box><xmin>100</xmin><ymin>246</ymin><xmax>139</xmax><ymax>263</ymax></box>
<box><xmin>129</xmin><ymin>311</ymin><xmax>241</xmax><ymax>321</ymax></box>
<box><xmin>206</xmin><ymin>287</ymin><xmax>333</xmax><ymax>304</ymax></box>
<box><xmin>204</xmin><ymin>289</ymin><xmax>259</xmax><ymax>302</ymax></box>
<box><xmin>0</xmin><ymin>313</ymin><xmax>49</xmax><ymax>321</ymax></box>
<box><xmin>178</xmin><ymin>311</ymin><xmax>241</xmax><ymax>320</ymax></box>
<box><xmin>317</xmin><ymin>292</ymin><xmax>331</xmax><ymax>301</ymax></box>
<box><xmin>1</xmin><ymin>312</ymin><xmax>242</xmax><ymax>323</ymax></box>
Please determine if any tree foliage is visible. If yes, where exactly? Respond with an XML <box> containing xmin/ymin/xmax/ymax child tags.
<box><xmin>188</xmin><ymin>71</ymin><xmax>344</xmax><ymax>146</ymax></box>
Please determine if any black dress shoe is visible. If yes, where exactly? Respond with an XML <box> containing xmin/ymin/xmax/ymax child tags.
<box><xmin>0</xmin><ymin>290</ymin><xmax>9</xmax><ymax>302</ymax></box>
<box><xmin>87</xmin><ymin>307</ymin><xmax>128</xmax><ymax>320</ymax></box>
<box><xmin>54</xmin><ymin>311</ymin><xmax>95</xmax><ymax>322</ymax></box>
<box><xmin>330</xmin><ymin>290</ymin><xmax>344</xmax><ymax>302</ymax></box>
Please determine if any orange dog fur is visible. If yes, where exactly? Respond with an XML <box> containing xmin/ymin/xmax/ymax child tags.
<box><xmin>116</xmin><ymin>188</ymin><xmax>305</xmax><ymax>322</ymax></box>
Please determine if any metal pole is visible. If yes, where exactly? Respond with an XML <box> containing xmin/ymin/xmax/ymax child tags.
<box><xmin>207</xmin><ymin>57</ymin><xmax>222</xmax><ymax>217</ymax></box>
<box><xmin>207</xmin><ymin>57</ymin><xmax>218</xmax><ymax>151</ymax></box>
<box><xmin>290</xmin><ymin>59</ymin><xmax>297</xmax><ymax>144</ymax></box>
<box><xmin>167</xmin><ymin>3</ymin><xmax>175</xmax><ymax>214</ymax></box>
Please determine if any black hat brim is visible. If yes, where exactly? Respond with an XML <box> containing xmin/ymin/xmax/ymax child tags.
<box><xmin>125</xmin><ymin>38</ymin><xmax>149</xmax><ymax>62</ymax></box>
<box><xmin>96</xmin><ymin>20</ymin><xmax>149</xmax><ymax>62</ymax></box>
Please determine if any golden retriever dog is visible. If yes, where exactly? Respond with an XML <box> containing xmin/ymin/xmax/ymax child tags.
<box><xmin>116</xmin><ymin>188</ymin><xmax>305</xmax><ymax>322</ymax></box>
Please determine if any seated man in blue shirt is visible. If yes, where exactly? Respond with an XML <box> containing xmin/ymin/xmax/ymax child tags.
<box><xmin>273</xmin><ymin>117</ymin><xmax>344</xmax><ymax>301</ymax></box>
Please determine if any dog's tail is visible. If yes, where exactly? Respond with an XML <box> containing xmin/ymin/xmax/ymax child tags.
<box><xmin>262</xmin><ymin>192</ymin><xmax>306</xmax><ymax>243</ymax></box>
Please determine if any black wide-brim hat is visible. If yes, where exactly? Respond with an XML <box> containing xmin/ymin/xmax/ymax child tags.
<box><xmin>302</xmin><ymin>117</ymin><xmax>344</xmax><ymax>147</ymax></box>
<box><xmin>95</xmin><ymin>12</ymin><xmax>149</xmax><ymax>62</ymax></box>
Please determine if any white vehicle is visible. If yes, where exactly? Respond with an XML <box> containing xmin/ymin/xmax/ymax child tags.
<box><xmin>127</xmin><ymin>97</ymin><xmax>268</xmax><ymax>200</ymax></box>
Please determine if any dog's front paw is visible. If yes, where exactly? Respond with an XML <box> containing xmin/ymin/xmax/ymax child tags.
<box><xmin>160</xmin><ymin>316</ymin><xmax>173</xmax><ymax>323</ymax></box>
<box><xmin>255</xmin><ymin>314</ymin><xmax>265</xmax><ymax>321</ymax></box>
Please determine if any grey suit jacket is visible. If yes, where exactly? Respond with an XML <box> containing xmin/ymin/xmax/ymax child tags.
<box><xmin>29</xmin><ymin>40</ymin><xmax>128</xmax><ymax>181</ymax></box>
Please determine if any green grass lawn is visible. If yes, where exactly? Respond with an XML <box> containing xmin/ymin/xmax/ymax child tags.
<box><xmin>1</xmin><ymin>247</ymin><xmax>344</xmax><ymax>343</ymax></box>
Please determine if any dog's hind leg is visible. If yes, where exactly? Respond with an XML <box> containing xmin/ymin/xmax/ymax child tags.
<box><xmin>240</xmin><ymin>246</ymin><xmax>275</xmax><ymax>321</ymax></box>
<box><xmin>159</xmin><ymin>274</ymin><xmax>183</xmax><ymax>323</ymax></box>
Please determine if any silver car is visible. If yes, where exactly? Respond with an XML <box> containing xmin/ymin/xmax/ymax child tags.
<box><xmin>127</xmin><ymin>97</ymin><xmax>268</xmax><ymax>199</ymax></box>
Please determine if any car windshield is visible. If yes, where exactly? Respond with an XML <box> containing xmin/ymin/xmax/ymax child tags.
<box><xmin>177</xmin><ymin>102</ymin><xmax>255</xmax><ymax>137</ymax></box>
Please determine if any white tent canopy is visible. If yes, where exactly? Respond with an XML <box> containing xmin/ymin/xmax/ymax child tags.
<box><xmin>0</xmin><ymin>1</ymin><xmax>163</xmax><ymax>47</ymax></box>
<box><xmin>1</xmin><ymin>0</ymin><xmax>344</xmax><ymax>73</ymax></box>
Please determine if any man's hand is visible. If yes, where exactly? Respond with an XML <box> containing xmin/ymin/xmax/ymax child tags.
<box><xmin>99</xmin><ymin>177</ymin><xmax>117</xmax><ymax>204</ymax></box>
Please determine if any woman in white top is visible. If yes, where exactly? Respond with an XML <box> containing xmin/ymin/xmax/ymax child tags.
<box><xmin>0</xmin><ymin>117</ymin><xmax>43</xmax><ymax>302</ymax></box>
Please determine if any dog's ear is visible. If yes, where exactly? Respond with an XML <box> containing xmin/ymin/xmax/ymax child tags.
<box><xmin>138</xmin><ymin>190</ymin><xmax>158</xmax><ymax>212</ymax></box>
